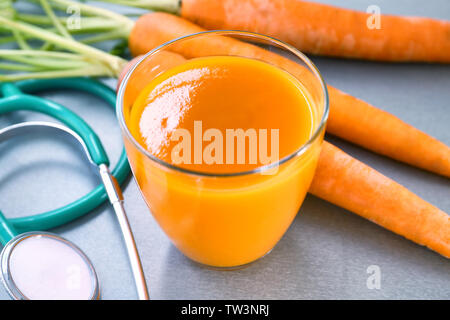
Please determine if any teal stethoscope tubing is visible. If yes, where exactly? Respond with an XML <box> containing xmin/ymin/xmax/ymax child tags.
<box><xmin>0</xmin><ymin>78</ymin><xmax>130</xmax><ymax>233</ymax></box>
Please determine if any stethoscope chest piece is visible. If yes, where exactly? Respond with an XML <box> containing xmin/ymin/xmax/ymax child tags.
<box><xmin>0</xmin><ymin>232</ymin><xmax>99</xmax><ymax>300</ymax></box>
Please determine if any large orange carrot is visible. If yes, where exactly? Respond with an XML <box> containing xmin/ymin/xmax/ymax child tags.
<box><xmin>119</xmin><ymin>58</ymin><xmax>450</xmax><ymax>258</ymax></box>
<box><xmin>310</xmin><ymin>142</ymin><xmax>450</xmax><ymax>258</ymax></box>
<box><xmin>180</xmin><ymin>0</ymin><xmax>450</xmax><ymax>63</ymax></box>
<box><xmin>129</xmin><ymin>12</ymin><xmax>450</xmax><ymax>177</ymax></box>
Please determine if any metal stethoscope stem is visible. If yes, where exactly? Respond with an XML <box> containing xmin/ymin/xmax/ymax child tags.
<box><xmin>98</xmin><ymin>164</ymin><xmax>149</xmax><ymax>300</ymax></box>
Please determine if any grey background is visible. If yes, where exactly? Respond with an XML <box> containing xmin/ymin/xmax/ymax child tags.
<box><xmin>0</xmin><ymin>0</ymin><xmax>449</xmax><ymax>299</ymax></box>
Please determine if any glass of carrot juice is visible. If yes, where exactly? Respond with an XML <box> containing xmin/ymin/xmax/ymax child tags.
<box><xmin>117</xmin><ymin>31</ymin><xmax>329</xmax><ymax>268</ymax></box>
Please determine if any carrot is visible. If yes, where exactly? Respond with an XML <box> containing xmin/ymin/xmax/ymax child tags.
<box><xmin>118</xmin><ymin>58</ymin><xmax>450</xmax><ymax>258</ymax></box>
<box><xmin>129</xmin><ymin>12</ymin><xmax>450</xmax><ymax>177</ymax></box>
<box><xmin>180</xmin><ymin>0</ymin><xmax>450</xmax><ymax>63</ymax></box>
<box><xmin>310</xmin><ymin>142</ymin><xmax>450</xmax><ymax>258</ymax></box>
<box><xmin>326</xmin><ymin>88</ymin><xmax>450</xmax><ymax>178</ymax></box>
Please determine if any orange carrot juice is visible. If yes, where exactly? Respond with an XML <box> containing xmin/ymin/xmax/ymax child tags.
<box><xmin>121</xmin><ymin>54</ymin><xmax>325</xmax><ymax>267</ymax></box>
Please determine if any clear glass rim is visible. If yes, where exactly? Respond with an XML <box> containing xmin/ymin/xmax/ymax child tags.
<box><xmin>117</xmin><ymin>30</ymin><xmax>329</xmax><ymax>178</ymax></box>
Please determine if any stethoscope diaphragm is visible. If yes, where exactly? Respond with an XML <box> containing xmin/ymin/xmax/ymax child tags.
<box><xmin>0</xmin><ymin>232</ymin><xmax>99</xmax><ymax>300</ymax></box>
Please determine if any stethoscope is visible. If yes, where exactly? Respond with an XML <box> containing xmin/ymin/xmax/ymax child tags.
<box><xmin>0</xmin><ymin>78</ymin><xmax>149</xmax><ymax>300</ymax></box>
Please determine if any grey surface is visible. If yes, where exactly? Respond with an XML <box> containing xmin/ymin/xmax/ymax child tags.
<box><xmin>0</xmin><ymin>0</ymin><xmax>449</xmax><ymax>300</ymax></box>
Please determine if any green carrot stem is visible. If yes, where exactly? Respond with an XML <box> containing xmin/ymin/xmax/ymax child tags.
<box><xmin>95</xmin><ymin>0</ymin><xmax>180</xmax><ymax>13</ymax></box>
<box><xmin>0</xmin><ymin>1</ymin><xmax>11</xmax><ymax>10</ymax></box>
<box><xmin>4</xmin><ymin>55</ymin><xmax>91</xmax><ymax>70</ymax></box>
<box><xmin>0</xmin><ymin>1</ymin><xmax>16</xmax><ymax>19</ymax></box>
<box><xmin>17</xmin><ymin>14</ymin><xmax>122</xmax><ymax>33</ymax></box>
<box><xmin>17</xmin><ymin>13</ymin><xmax>67</xmax><ymax>25</ymax></box>
<box><xmin>0</xmin><ymin>35</ymin><xmax>18</xmax><ymax>45</ymax></box>
<box><xmin>40</xmin><ymin>0</ymin><xmax>73</xmax><ymax>39</ymax></box>
<box><xmin>46</xmin><ymin>0</ymin><xmax>135</xmax><ymax>30</ymax></box>
<box><xmin>39</xmin><ymin>42</ymin><xmax>54</xmax><ymax>51</ymax></box>
<box><xmin>0</xmin><ymin>50</ymin><xmax>89</xmax><ymax>60</ymax></box>
<box><xmin>12</xmin><ymin>30</ymin><xmax>32</xmax><ymax>50</ymax></box>
<box><xmin>0</xmin><ymin>63</ymin><xmax>43</xmax><ymax>72</ymax></box>
<box><xmin>80</xmin><ymin>29</ymin><xmax>128</xmax><ymax>44</ymax></box>
<box><xmin>0</xmin><ymin>16</ymin><xmax>127</xmax><ymax>76</ymax></box>
<box><xmin>0</xmin><ymin>65</ymin><xmax>110</xmax><ymax>81</ymax></box>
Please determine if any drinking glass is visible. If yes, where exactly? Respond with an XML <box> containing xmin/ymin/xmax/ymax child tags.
<box><xmin>117</xmin><ymin>31</ymin><xmax>329</xmax><ymax>268</ymax></box>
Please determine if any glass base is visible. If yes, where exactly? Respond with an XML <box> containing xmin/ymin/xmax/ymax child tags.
<box><xmin>185</xmin><ymin>248</ymin><xmax>273</xmax><ymax>271</ymax></box>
